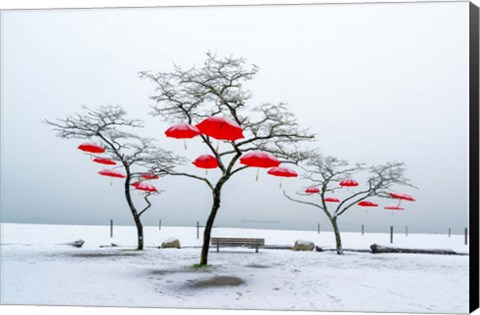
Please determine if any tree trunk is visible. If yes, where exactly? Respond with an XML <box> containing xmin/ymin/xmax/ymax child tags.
<box><xmin>124</xmin><ymin>174</ymin><xmax>144</xmax><ymax>250</ymax></box>
<box><xmin>331</xmin><ymin>218</ymin><xmax>343</xmax><ymax>255</ymax></box>
<box><xmin>133</xmin><ymin>214</ymin><xmax>144</xmax><ymax>250</ymax></box>
<box><xmin>199</xmin><ymin>176</ymin><xmax>229</xmax><ymax>266</ymax></box>
<box><xmin>370</xmin><ymin>244</ymin><xmax>461</xmax><ymax>255</ymax></box>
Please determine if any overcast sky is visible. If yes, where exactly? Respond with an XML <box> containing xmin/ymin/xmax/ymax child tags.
<box><xmin>0</xmin><ymin>1</ymin><xmax>471</xmax><ymax>234</ymax></box>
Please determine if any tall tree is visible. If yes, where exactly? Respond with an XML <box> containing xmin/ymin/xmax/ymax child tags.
<box><xmin>45</xmin><ymin>105</ymin><xmax>176</xmax><ymax>250</ymax></box>
<box><xmin>284</xmin><ymin>153</ymin><xmax>415</xmax><ymax>254</ymax></box>
<box><xmin>140</xmin><ymin>53</ymin><xmax>315</xmax><ymax>265</ymax></box>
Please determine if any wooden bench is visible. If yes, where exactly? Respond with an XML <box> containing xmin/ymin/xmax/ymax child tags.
<box><xmin>211</xmin><ymin>237</ymin><xmax>265</xmax><ymax>253</ymax></box>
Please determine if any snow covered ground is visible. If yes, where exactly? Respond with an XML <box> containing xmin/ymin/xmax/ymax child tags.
<box><xmin>0</xmin><ymin>223</ymin><xmax>469</xmax><ymax>313</ymax></box>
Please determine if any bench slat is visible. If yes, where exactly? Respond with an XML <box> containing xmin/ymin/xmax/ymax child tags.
<box><xmin>211</xmin><ymin>238</ymin><xmax>264</xmax><ymax>241</ymax></box>
<box><xmin>211</xmin><ymin>237</ymin><xmax>265</xmax><ymax>246</ymax></box>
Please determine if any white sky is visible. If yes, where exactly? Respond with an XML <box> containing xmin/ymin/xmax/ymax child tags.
<box><xmin>0</xmin><ymin>1</ymin><xmax>471</xmax><ymax>233</ymax></box>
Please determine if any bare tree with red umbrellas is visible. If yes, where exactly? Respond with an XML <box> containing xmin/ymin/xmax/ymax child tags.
<box><xmin>44</xmin><ymin>105</ymin><xmax>177</xmax><ymax>250</ymax></box>
<box><xmin>283</xmin><ymin>153</ymin><xmax>416</xmax><ymax>255</ymax></box>
<box><xmin>140</xmin><ymin>53</ymin><xmax>315</xmax><ymax>266</ymax></box>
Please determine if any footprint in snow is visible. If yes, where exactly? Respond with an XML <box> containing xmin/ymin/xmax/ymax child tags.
<box><xmin>327</xmin><ymin>294</ymin><xmax>342</xmax><ymax>304</ymax></box>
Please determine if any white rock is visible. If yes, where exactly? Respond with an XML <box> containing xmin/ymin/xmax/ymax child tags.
<box><xmin>293</xmin><ymin>240</ymin><xmax>315</xmax><ymax>251</ymax></box>
<box><xmin>161</xmin><ymin>237</ymin><xmax>181</xmax><ymax>249</ymax></box>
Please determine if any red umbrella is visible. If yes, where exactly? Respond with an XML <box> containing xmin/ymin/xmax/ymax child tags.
<box><xmin>240</xmin><ymin>151</ymin><xmax>281</xmax><ymax>181</ymax></box>
<box><xmin>196</xmin><ymin>116</ymin><xmax>244</xmax><ymax>141</ymax></box>
<box><xmin>240</xmin><ymin>151</ymin><xmax>280</xmax><ymax>168</ymax></box>
<box><xmin>390</xmin><ymin>192</ymin><xmax>415</xmax><ymax>202</ymax></box>
<box><xmin>384</xmin><ymin>205</ymin><xmax>405</xmax><ymax>210</ymax></box>
<box><xmin>78</xmin><ymin>143</ymin><xmax>105</xmax><ymax>154</ymax></box>
<box><xmin>324</xmin><ymin>197</ymin><xmax>341</xmax><ymax>203</ymax></box>
<box><xmin>165</xmin><ymin>123</ymin><xmax>200</xmax><ymax>139</ymax></box>
<box><xmin>131</xmin><ymin>181</ymin><xmax>142</xmax><ymax>188</ymax></box>
<box><xmin>340</xmin><ymin>179</ymin><xmax>359</xmax><ymax>187</ymax></box>
<box><xmin>305</xmin><ymin>187</ymin><xmax>320</xmax><ymax>194</ymax></box>
<box><xmin>358</xmin><ymin>200</ymin><xmax>378</xmax><ymax>213</ymax></box>
<box><xmin>358</xmin><ymin>200</ymin><xmax>378</xmax><ymax>207</ymax></box>
<box><xmin>385</xmin><ymin>204</ymin><xmax>405</xmax><ymax>216</ymax></box>
<box><xmin>92</xmin><ymin>157</ymin><xmax>116</xmax><ymax>165</ymax></box>
<box><xmin>165</xmin><ymin>123</ymin><xmax>201</xmax><ymax>150</ymax></box>
<box><xmin>267</xmin><ymin>167</ymin><xmax>298</xmax><ymax>188</ymax></box>
<box><xmin>192</xmin><ymin>154</ymin><xmax>219</xmax><ymax>169</ymax></box>
<box><xmin>142</xmin><ymin>173</ymin><xmax>159</xmax><ymax>180</ymax></box>
<box><xmin>135</xmin><ymin>182</ymin><xmax>158</xmax><ymax>193</ymax></box>
<box><xmin>390</xmin><ymin>192</ymin><xmax>415</xmax><ymax>207</ymax></box>
<box><xmin>267</xmin><ymin>167</ymin><xmax>297</xmax><ymax>177</ymax></box>
<box><xmin>98</xmin><ymin>169</ymin><xmax>125</xmax><ymax>186</ymax></box>
<box><xmin>98</xmin><ymin>169</ymin><xmax>126</xmax><ymax>178</ymax></box>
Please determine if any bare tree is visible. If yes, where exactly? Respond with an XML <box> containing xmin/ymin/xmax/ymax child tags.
<box><xmin>284</xmin><ymin>153</ymin><xmax>416</xmax><ymax>254</ymax></box>
<box><xmin>140</xmin><ymin>53</ymin><xmax>315</xmax><ymax>265</ymax></box>
<box><xmin>44</xmin><ymin>105</ymin><xmax>177</xmax><ymax>250</ymax></box>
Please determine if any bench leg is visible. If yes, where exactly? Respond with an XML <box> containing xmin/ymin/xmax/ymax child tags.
<box><xmin>255</xmin><ymin>241</ymin><xmax>259</xmax><ymax>253</ymax></box>
<box><xmin>216</xmin><ymin>241</ymin><xmax>219</xmax><ymax>253</ymax></box>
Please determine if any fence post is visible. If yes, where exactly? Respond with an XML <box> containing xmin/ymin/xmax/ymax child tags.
<box><xmin>405</xmin><ymin>226</ymin><xmax>408</xmax><ymax>237</ymax></box>
<box><xmin>361</xmin><ymin>224</ymin><xmax>364</xmax><ymax>236</ymax></box>
<box><xmin>159</xmin><ymin>219</ymin><xmax>162</xmax><ymax>231</ymax></box>
<box><xmin>317</xmin><ymin>223</ymin><xmax>320</xmax><ymax>234</ymax></box>
<box><xmin>110</xmin><ymin>220</ymin><xmax>113</xmax><ymax>238</ymax></box>
<box><xmin>448</xmin><ymin>228</ymin><xmax>451</xmax><ymax>238</ymax></box>
<box><xmin>465</xmin><ymin>228</ymin><xmax>468</xmax><ymax>245</ymax></box>
<box><xmin>196</xmin><ymin>221</ymin><xmax>200</xmax><ymax>240</ymax></box>
<box><xmin>390</xmin><ymin>226</ymin><xmax>394</xmax><ymax>244</ymax></box>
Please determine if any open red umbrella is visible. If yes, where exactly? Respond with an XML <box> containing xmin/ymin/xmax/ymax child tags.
<box><xmin>92</xmin><ymin>157</ymin><xmax>116</xmax><ymax>165</ymax></box>
<box><xmin>324</xmin><ymin>197</ymin><xmax>341</xmax><ymax>203</ymax></box>
<box><xmin>192</xmin><ymin>154</ymin><xmax>218</xmax><ymax>169</ymax></box>
<box><xmin>240</xmin><ymin>151</ymin><xmax>280</xmax><ymax>168</ymax></box>
<box><xmin>98</xmin><ymin>169</ymin><xmax>125</xmax><ymax>186</ymax></box>
<box><xmin>135</xmin><ymin>182</ymin><xmax>158</xmax><ymax>193</ymax></box>
<box><xmin>196</xmin><ymin>116</ymin><xmax>244</xmax><ymax>141</ymax></box>
<box><xmin>98</xmin><ymin>169</ymin><xmax>125</xmax><ymax>178</ymax></box>
<box><xmin>240</xmin><ymin>151</ymin><xmax>281</xmax><ymax>181</ymax></box>
<box><xmin>385</xmin><ymin>204</ymin><xmax>405</xmax><ymax>216</ymax></box>
<box><xmin>390</xmin><ymin>192</ymin><xmax>415</xmax><ymax>208</ymax></box>
<box><xmin>390</xmin><ymin>192</ymin><xmax>415</xmax><ymax>203</ymax></box>
<box><xmin>358</xmin><ymin>200</ymin><xmax>378</xmax><ymax>207</ymax></box>
<box><xmin>131</xmin><ymin>181</ymin><xmax>142</xmax><ymax>188</ymax></box>
<box><xmin>305</xmin><ymin>187</ymin><xmax>320</xmax><ymax>194</ymax></box>
<box><xmin>165</xmin><ymin>123</ymin><xmax>201</xmax><ymax>150</ymax></box>
<box><xmin>192</xmin><ymin>154</ymin><xmax>218</xmax><ymax>175</ymax></box>
<box><xmin>78</xmin><ymin>143</ymin><xmax>105</xmax><ymax>157</ymax></box>
<box><xmin>165</xmin><ymin>123</ymin><xmax>200</xmax><ymax>139</ymax></box>
<box><xmin>267</xmin><ymin>167</ymin><xmax>297</xmax><ymax>177</ymax></box>
<box><xmin>340</xmin><ymin>179</ymin><xmax>359</xmax><ymax>187</ymax></box>
<box><xmin>384</xmin><ymin>205</ymin><xmax>405</xmax><ymax>210</ymax></box>
<box><xmin>142</xmin><ymin>173</ymin><xmax>159</xmax><ymax>180</ymax></box>
<box><xmin>358</xmin><ymin>200</ymin><xmax>378</xmax><ymax>213</ymax></box>
<box><xmin>267</xmin><ymin>166</ymin><xmax>298</xmax><ymax>188</ymax></box>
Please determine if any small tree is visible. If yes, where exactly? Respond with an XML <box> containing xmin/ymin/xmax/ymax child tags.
<box><xmin>140</xmin><ymin>53</ymin><xmax>315</xmax><ymax>265</ymax></box>
<box><xmin>45</xmin><ymin>105</ymin><xmax>176</xmax><ymax>250</ymax></box>
<box><xmin>284</xmin><ymin>153</ymin><xmax>415</xmax><ymax>255</ymax></box>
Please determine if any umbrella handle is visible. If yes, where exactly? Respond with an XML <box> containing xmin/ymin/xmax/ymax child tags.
<box><xmin>255</xmin><ymin>168</ymin><xmax>259</xmax><ymax>182</ymax></box>
<box><xmin>184</xmin><ymin>139</ymin><xmax>187</xmax><ymax>150</ymax></box>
